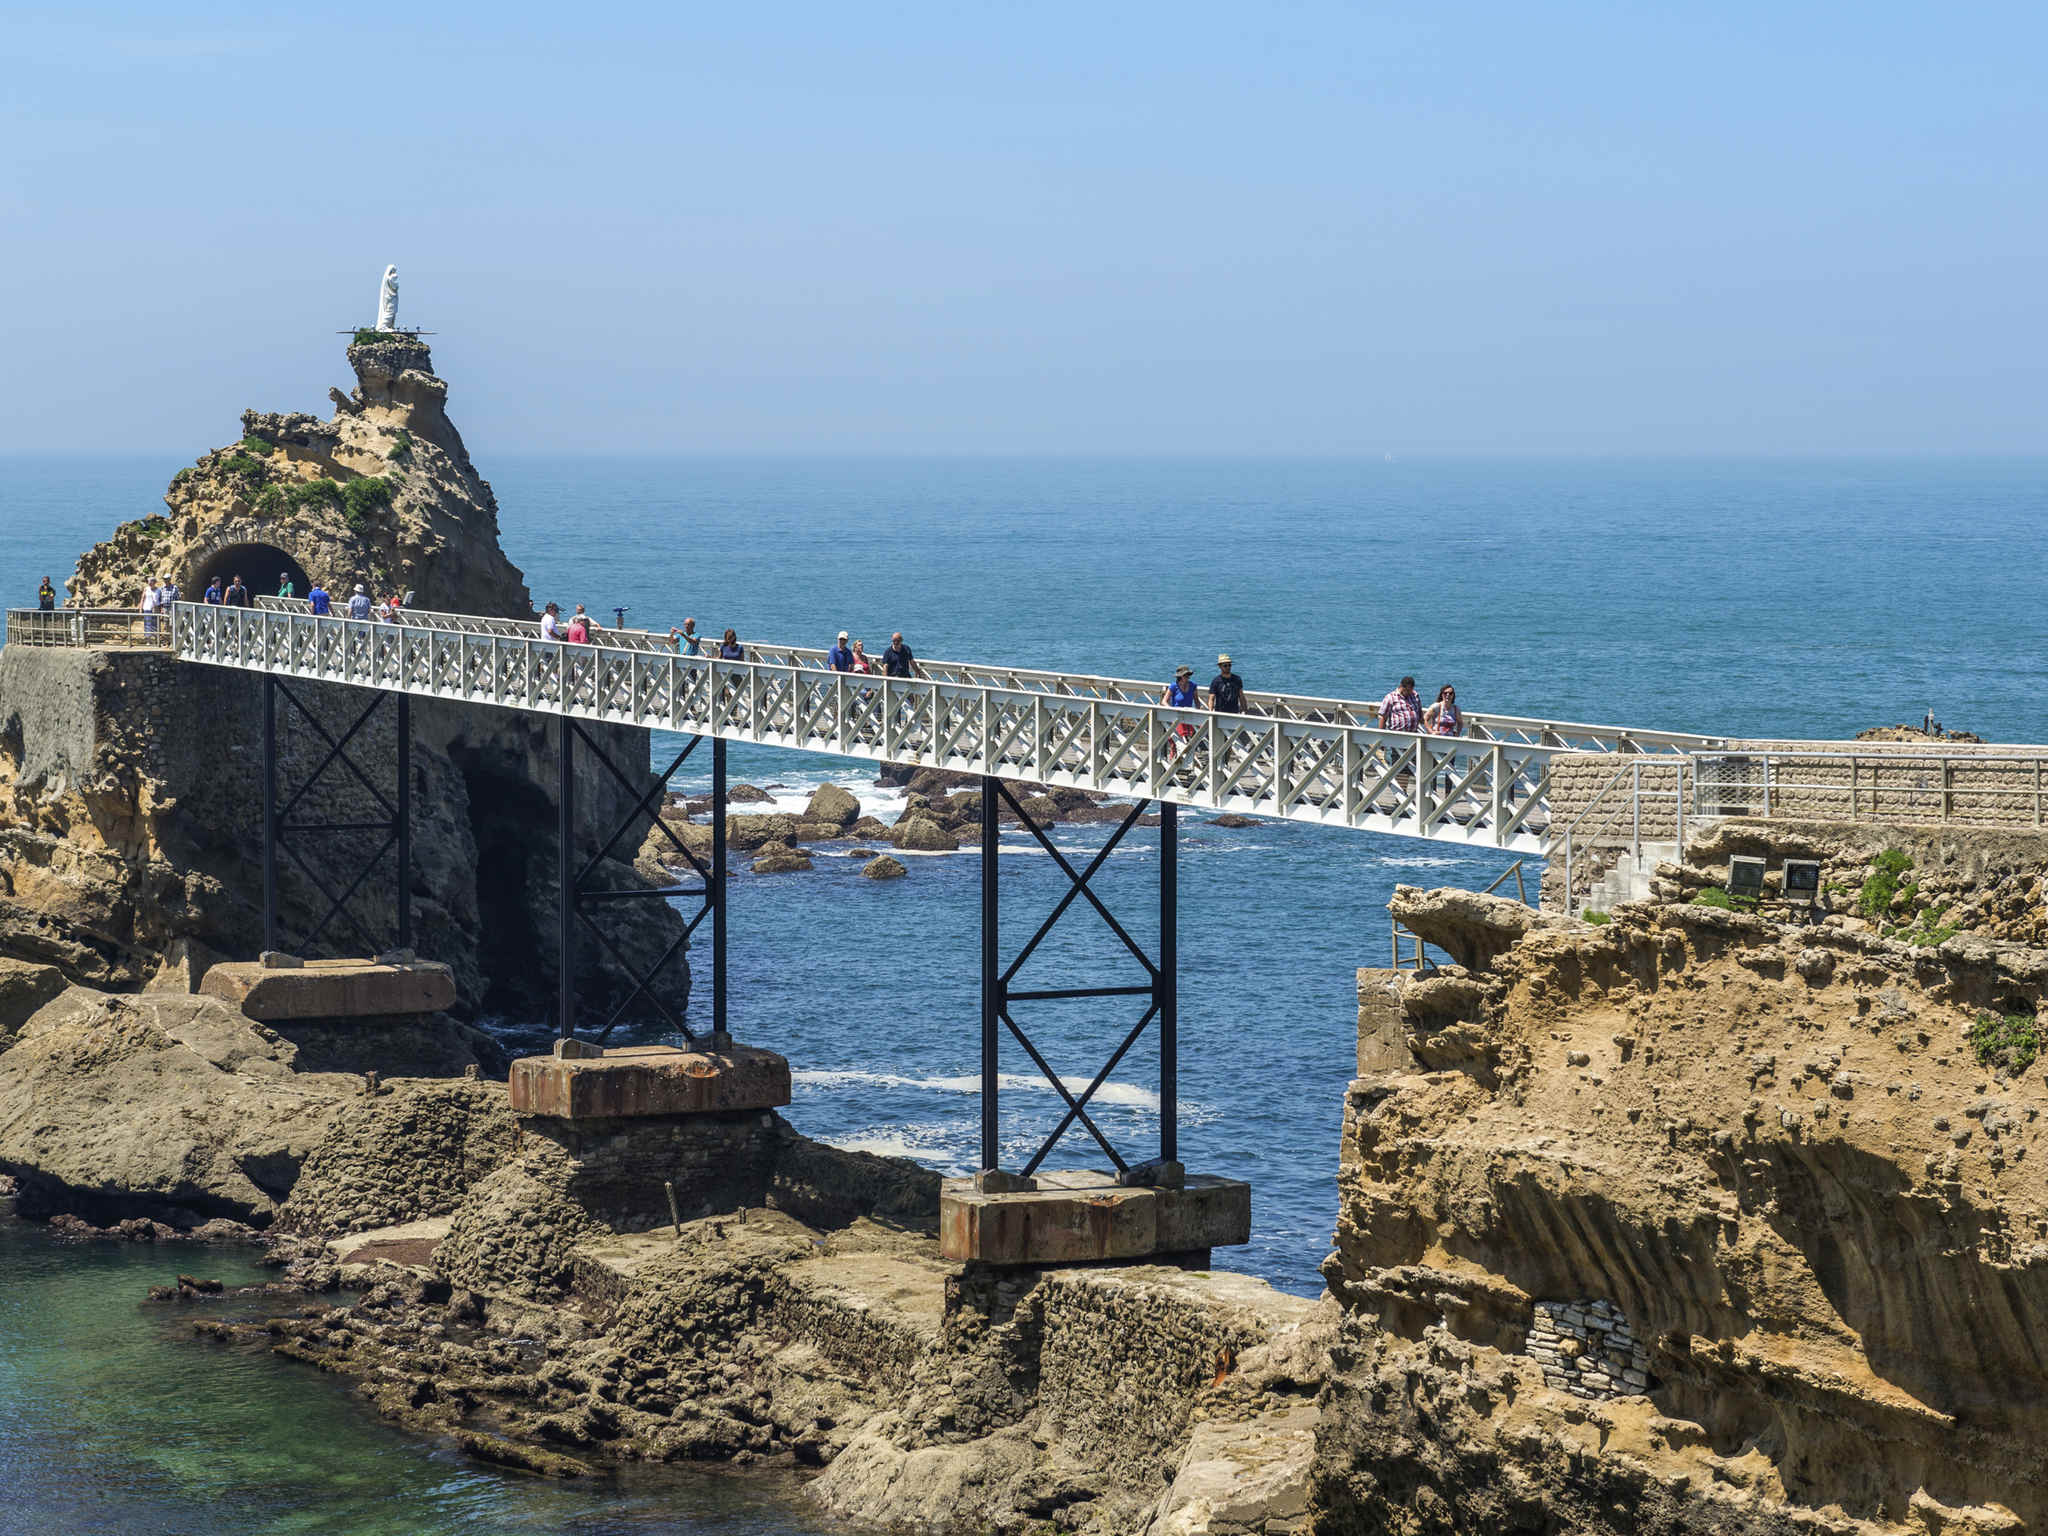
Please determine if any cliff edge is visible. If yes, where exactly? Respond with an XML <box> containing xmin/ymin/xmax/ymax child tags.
<box><xmin>1317</xmin><ymin>822</ymin><xmax>2048</xmax><ymax>1535</ymax></box>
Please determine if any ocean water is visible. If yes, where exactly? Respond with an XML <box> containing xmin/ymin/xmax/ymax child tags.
<box><xmin>4</xmin><ymin>455</ymin><xmax>2046</xmax><ymax>1522</ymax></box>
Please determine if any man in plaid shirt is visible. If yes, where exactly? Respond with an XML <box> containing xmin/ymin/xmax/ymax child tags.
<box><xmin>1379</xmin><ymin>676</ymin><xmax>1423</xmax><ymax>732</ymax></box>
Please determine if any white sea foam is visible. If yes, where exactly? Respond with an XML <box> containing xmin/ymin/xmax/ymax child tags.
<box><xmin>794</xmin><ymin>1067</ymin><xmax>1163</xmax><ymax>1111</ymax></box>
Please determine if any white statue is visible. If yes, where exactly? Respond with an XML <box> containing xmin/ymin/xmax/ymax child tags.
<box><xmin>374</xmin><ymin>265</ymin><xmax>399</xmax><ymax>332</ymax></box>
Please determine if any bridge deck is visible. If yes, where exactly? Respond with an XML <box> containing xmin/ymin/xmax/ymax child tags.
<box><xmin>173</xmin><ymin>601</ymin><xmax>1566</xmax><ymax>851</ymax></box>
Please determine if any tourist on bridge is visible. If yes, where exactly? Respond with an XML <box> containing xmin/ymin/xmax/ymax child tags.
<box><xmin>540</xmin><ymin>601</ymin><xmax>563</xmax><ymax>640</ymax></box>
<box><xmin>156</xmin><ymin>574</ymin><xmax>178</xmax><ymax>614</ymax></box>
<box><xmin>224</xmin><ymin>574</ymin><xmax>251</xmax><ymax>609</ymax></box>
<box><xmin>37</xmin><ymin>577</ymin><xmax>56</xmax><ymax>612</ymax></box>
<box><xmin>881</xmin><ymin>631</ymin><xmax>919</xmax><ymax>679</ymax></box>
<box><xmin>719</xmin><ymin>628</ymin><xmax>745</xmax><ymax>661</ymax></box>
<box><xmin>827</xmin><ymin>631</ymin><xmax>854</xmax><ymax>672</ymax></box>
<box><xmin>1379</xmin><ymin>676</ymin><xmax>1423</xmax><ymax>733</ymax></box>
<box><xmin>566</xmin><ymin>609</ymin><xmax>591</xmax><ymax>643</ymax></box>
<box><xmin>1423</xmin><ymin>684</ymin><xmax>1462</xmax><ymax>737</ymax></box>
<box><xmin>849</xmin><ymin>638</ymin><xmax>873</xmax><ymax>674</ymax></box>
<box><xmin>668</xmin><ymin>617</ymin><xmax>701</xmax><ymax>655</ymax></box>
<box><xmin>139</xmin><ymin>578</ymin><xmax>162</xmax><ymax>635</ymax></box>
<box><xmin>307</xmin><ymin>580</ymin><xmax>331</xmax><ymax>616</ymax></box>
<box><xmin>1207</xmin><ymin>654</ymin><xmax>1245</xmax><ymax>714</ymax></box>
<box><xmin>347</xmin><ymin>584</ymin><xmax>372</xmax><ymax>621</ymax></box>
<box><xmin>1163</xmin><ymin>665</ymin><xmax>1201</xmax><ymax>761</ymax></box>
<box><xmin>571</xmin><ymin>603</ymin><xmax>600</xmax><ymax>637</ymax></box>
<box><xmin>202</xmin><ymin>577</ymin><xmax>222</xmax><ymax>605</ymax></box>
<box><xmin>277</xmin><ymin>573</ymin><xmax>295</xmax><ymax>599</ymax></box>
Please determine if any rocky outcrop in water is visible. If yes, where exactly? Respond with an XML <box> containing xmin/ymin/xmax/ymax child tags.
<box><xmin>69</xmin><ymin>337</ymin><xmax>529</xmax><ymax>616</ymax></box>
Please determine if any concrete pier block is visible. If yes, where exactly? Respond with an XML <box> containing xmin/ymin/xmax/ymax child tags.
<box><xmin>200</xmin><ymin>956</ymin><xmax>456</xmax><ymax>1021</ymax></box>
<box><xmin>508</xmin><ymin>1042</ymin><xmax>792</xmax><ymax>1120</ymax></box>
<box><xmin>940</xmin><ymin>1168</ymin><xmax>1250</xmax><ymax>1265</ymax></box>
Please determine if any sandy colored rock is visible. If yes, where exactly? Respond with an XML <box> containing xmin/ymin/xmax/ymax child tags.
<box><xmin>890</xmin><ymin>816</ymin><xmax>959</xmax><ymax>854</ymax></box>
<box><xmin>751</xmin><ymin>841</ymin><xmax>813</xmax><ymax>874</ymax></box>
<box><xmin>805</xmin><ymin>783</ymin><xmax>860</xmax><ymax>827</ymax></box>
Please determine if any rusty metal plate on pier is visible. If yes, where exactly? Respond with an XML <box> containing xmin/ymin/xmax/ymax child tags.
<box><xmin>508</xmin><ymin>1043</ymin><xmax>791</xmax><ymax>1119</ymax></box>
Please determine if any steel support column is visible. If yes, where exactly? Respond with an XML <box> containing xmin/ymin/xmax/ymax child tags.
<box><xmin>555</xmin><ymin>719</ymin><xmax>717</xmax><ymax>1046</ymax></box>
<box><xmin>978</xmin><ymin>781</ymin><xmax>1179</xmax><ymax>1177</ymax></box>
<box><xmin>557</xmin><ymin>715</ymin><xmax>576</xmax><ymax>1041</ymax></box>
<box><xmin>262</xmin><ymin>675</ymin><xmax>278</xmax><ymax>954</ymax></box>
<box><xmin>260</xmin><ymin>678</ymin><xmax>409</xmax><ymax>960</ymax></box>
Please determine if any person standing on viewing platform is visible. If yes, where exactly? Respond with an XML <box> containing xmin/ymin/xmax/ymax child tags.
<box><xmin>224</xmin><ymin>575</ymin><xmax>251</xmax><ymax>608</ymax></box>
<box><xmin>719</xmin><ymin>628</ymin><xmax>745</xmax><ymax>661</ymax></box>
<box><xmin>347</xmin><ymin>584</ymin><xmax>371</xmax><ymax>621</ymax></box>
<box><xmin>1379</xmin><ymin>676</ymin><xmax>1423</xmax><ymax>733</ymax></box>
<box><xmin>566</xmin><ymin>609</ymin><xmax>591</xmax><ymax>643</ymax></box>
<box><xmin>849</xmin><ymin>638</ymin><xmax>873</xmax><ymax>673</ymax></box>
<box><xmin>827</xmin><ymin>631</ymin><xmax>854</xmax><ymax>671</ymax></box>
<box><xmin>307</xmin><ymin>581</ymin><xmax>331</xmax><ymax>616</ymax></box>
<box><xmin>571</xmin><ymin>603</ymin><xmax>600</xmax><ymax>637</ymax></box>
<box><xmin>156</xmin><ymin>575</ymin><xmax>179</xmax><ymax>623</ymax></box>
<box><xmin>882</xmin><ymin>631</ymin><xmax>919</xmax><ymax>679</ymax></box>
<box><xmin>667</xmin><ymin>617</ymin><xmax>701</xmax><ymax>655</ymax></box>
<box><xmin>37</xmin><ymin>577</ymin><xmax>56</xmax><ymax>612</ymax></box>
<box><xmin>139</xmin><ymin>578</ymin><xmax>161</xmax><ymax>635</ymax></box>
<box><xmin>541</xmin><ymin>602</ymin><xmax>563</xmax><ymax>640</ymax></box>
<box><xmin>277</xmin><ymin>573</ymin><xmax>295</xmax><ymax>599</ymax></box>
<box><xmin>1207</xmin><ymin>654</ymin><xmax>1245</xmax><ymax>714</ymax></box>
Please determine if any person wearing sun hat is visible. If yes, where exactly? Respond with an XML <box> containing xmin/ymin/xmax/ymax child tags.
<box><xmin>1207</xmin><ymin>653</ymin><xmax>1245</xmax><ymax>714</ymax></box>
<box><xmin>1161</xmin><ymin>663</ymin><xmax>1201</xmax><ymax>760</ymax></box>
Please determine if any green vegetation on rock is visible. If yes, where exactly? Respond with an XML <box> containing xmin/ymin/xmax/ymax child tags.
<box><xmin>220</xmin><ymin>451</ymin><xmax>270</xmax><ymax>486</ymax></box>
<box><xmin>1969</xmin><ymin>1011</ymin><xmax>2041</xmax><ymax>1074</ymax></box>
<box><xmin>389</xmin><ymin>429</ymin><xmax>414</xmax><ymax>466</ymax></box>
<box><xmin>1582</xmin><ymin>909</ymin><xmax>1611</xmax><ymax>926</ymax></box>
<box><xmin>342</xmin><ymin>476</ymin><xmax>394</xmax><ymax>530</ymax></box>
<box><xmin>237</xmin><ymin>435</ymin><xmax>274</xmax><ymax>457</ymax></box>
<box><xmin>1858</xmin><ymin>848</ymin><xmax>1912</xmax><ymax>918</ymax></box>
<box><xmin>1691</xmin><ymin>887</ymin><xmax>1757</xmax><ymax>911</ymax></box>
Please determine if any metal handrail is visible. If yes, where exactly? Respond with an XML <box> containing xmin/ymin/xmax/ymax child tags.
<box><xmin>168</xmin><ymin>601</ymin><xmax>1560</xmax><ymax>851</ymax></box>
<box><xmin>248</xmin><ymin>594</ymin><xmax>1721</xmax><ymax>757</ymax></box>
<box><xmin>1481</xmin><ymin>859</ymin><xmax>1530</xmax><ymax>906</ymax></box>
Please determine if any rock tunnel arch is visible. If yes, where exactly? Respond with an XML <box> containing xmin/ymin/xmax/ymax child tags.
<box><xmin>189</xmin><ymin>543</ymin><xmax>312</xmax><ymax>604</ymax></box>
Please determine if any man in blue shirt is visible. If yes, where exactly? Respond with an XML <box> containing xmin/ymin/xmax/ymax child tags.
<box><xmin>826</xmin><ymin>630</ymin><xmax>853</xmax><ymax>671</ymax></box>
<box><xmin>203</xmin><ymin>578</ymin><xmax>223</xmax><ymax>605</ymax></box>
<box><xmin>307</xmin><ymin>582</ymin><xmax>331</xmax><ymax>615</ymax></box>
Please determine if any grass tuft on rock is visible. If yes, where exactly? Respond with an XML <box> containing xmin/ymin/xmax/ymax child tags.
<box><xmin>1691</xmin><ymin>887</ymin><xmax>1756</xmax><ymax>911</ymax></box>
<box><xmin>1858</xmin><ymin>848</ymin><xmax>1912</xmax><ymax>919</ymax></box>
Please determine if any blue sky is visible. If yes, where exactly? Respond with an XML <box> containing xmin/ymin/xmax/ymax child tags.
<box><xmin>5</xmin><ymin>2</ymin><xmax>2045</xmax><ymax>455</ymax></box>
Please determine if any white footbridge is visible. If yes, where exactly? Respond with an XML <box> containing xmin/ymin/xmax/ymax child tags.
<box><xmin>141</xmin><ymin>597</ymin><xmax>1723</xmax><ymax>856</ymax></box>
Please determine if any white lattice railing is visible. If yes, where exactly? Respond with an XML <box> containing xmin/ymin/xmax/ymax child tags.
<box><xmin>172</xmin><ymin>601</ymin><xmax>1558</xmax><ymax>851</ymax></box>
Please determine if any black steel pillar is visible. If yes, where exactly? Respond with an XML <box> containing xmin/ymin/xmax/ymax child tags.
<box><xmin>395</xmin><ymin>693</ymin><xmax>411</xmax><ymax>950</ymax></box>
<box><xmin>1159</xmin><ymin>800</ymin><xmax>1178</xmax><ymax>1164</ymax></box>
<box><xmin>557</xmin><ymin>718</ymin><xmax>575</xmax><ymax>1041</ymax></box>
<box><xmin>981</xmin><ymin>774</ymin><xmax>1001</xmax><ymax>1171</ymax></box>
<box><xmin>262</xmin><ymin>675</ymin><xmax>278</xmax><ymax>954</ymax></box>
<box><xmin>711</xmin><ymin>738</ymin><xmax>729</xmax><ymax>1046</ymax></box>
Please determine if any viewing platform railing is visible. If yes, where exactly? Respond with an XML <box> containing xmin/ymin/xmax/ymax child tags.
<box><xmin>3</xmin><ymin>608</ymin><xmax>173</xmax><ymax>648</ymax></box>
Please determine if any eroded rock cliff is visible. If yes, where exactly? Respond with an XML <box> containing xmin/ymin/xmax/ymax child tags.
<box><xmin>1316</xmin><ymin>826</ymin><xmax>2048</xmax><ymax>1535</ymax></box>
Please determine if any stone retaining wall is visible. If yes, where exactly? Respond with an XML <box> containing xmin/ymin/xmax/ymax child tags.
<box><xmin>1523</xmin><ymin>1298</ymin><xmax>1653</xmax><ymax>1400</ymax></box>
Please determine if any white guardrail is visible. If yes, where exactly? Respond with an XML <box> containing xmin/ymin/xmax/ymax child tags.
<box><xmin>176</xmin><ymin>600</ymin><xmax>1561</xmax><ymax>851</ymax></box>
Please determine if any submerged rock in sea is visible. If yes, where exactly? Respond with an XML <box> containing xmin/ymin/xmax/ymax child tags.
<box><xmin>861</xmin><ymin>855</ymin><xmax>907</xmax><ymax>880</ymax></box>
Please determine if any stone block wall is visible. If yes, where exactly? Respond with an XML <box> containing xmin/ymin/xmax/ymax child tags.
<box><xmin>1522</xmin><ymin>1298</ymin><xmax>1653</xmax><ymax>1400</ymax></box>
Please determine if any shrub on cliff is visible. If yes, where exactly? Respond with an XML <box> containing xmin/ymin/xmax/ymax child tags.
<box><xmin>342</xmin><ymin>476</ymin><xmax>394</xmax><ymax>529</ymax></box>
<box><xmin>1969</xmin><ymin>1011</ymin><xmax>2041</xmax><ymax>1074</ymax></box>
<box><xmin>220</xmin><ymin>451</ymin><xmax>270</xmax><ymax>486</ymax></box>
<box><xmin>237</xmin><ymin>434</ymin><xmax>274</xmax><ymax>457</ymax></box>
<box><xmin>1858</xmin><ymin>849</ymin><xmax>1912</xmax><ymax>918</ymax></box>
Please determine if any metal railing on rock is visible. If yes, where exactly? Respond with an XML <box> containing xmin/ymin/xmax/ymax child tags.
<box><xmin>171</xmin><ymin>601</ymin><xmax>1560</xmax><ymax>851</ymax></box>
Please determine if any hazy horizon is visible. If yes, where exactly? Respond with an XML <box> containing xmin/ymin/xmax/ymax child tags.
<box><xmin>8</xmin><ymin>3</ymin><xmax>2046</xmax><ymax>459</ymax></box>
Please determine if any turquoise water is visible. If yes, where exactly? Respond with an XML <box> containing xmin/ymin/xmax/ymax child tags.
<box><xmin>4</xmin><ymin>456</ymin><xmax>2046</xmax><ymax>1524</ymax></box>
<box><xmin>0</xmin><ymin>1224</ymin><xmax>825</xmax><ymax>1536</ymax></box>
